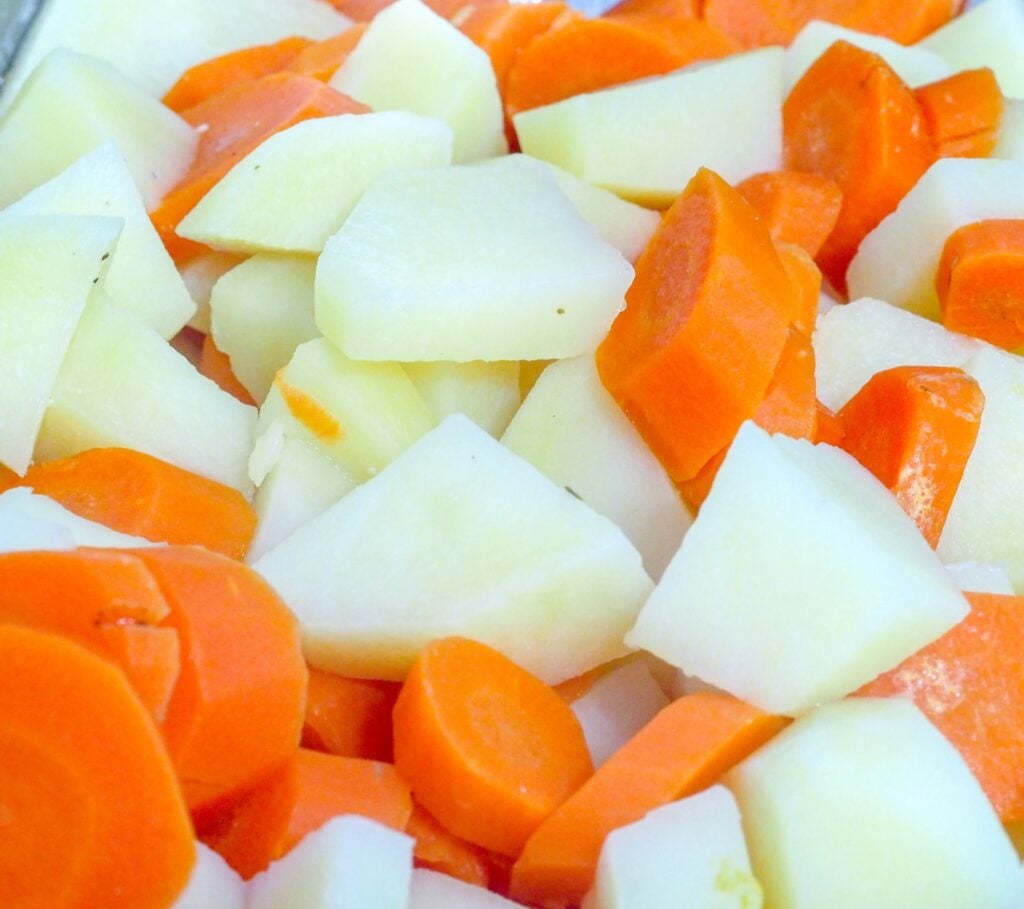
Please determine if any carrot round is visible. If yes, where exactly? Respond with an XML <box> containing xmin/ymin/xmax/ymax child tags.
<box><xmin>784</xmin><ymin>41</ymin><xmax>934</xmax><ymax>294</ymax></box>
<box><xmin>301</xmin><ymin>667</ymin><xmax>400</xmax><ymax>761</ymax></box>
<box><xmin>837</xmin><ymin>365</ymin><xmax>984</xmax><ymax>548</ymax></box>
<box><xmin>509</xmin><ymin>692</ymin><xmax>787</xmax><ymax>907</ymax></box>
<box><xmin>0</xmin><ymin>624</ymin><xmax>194</xmax><ymax>909</ymax></box>
<box><xmin>199</xmin><ymin>333</ymin><xmax>257</xmax><ymax>406</ymax></box>
<box><xmin>937</xmin><ymin>219</ymin><xmax>1024</xmax><ymax>349</ymax></box>
<box><xmin>596</xmin><ymin>167</ymin><xmax>793</xmax><ymax>482</ymax></box>
<box><xmin>915</xmin><ymin>67</ymin><xmax>1003</xmax><ymax>160</ymax></box>
<box><xmin>287</xmin><ymin>26</ymin><xmax>369</xmax><ymax>82</ymax></box>
<box><xmin>407</xmin><ymin>803</ymin><xmax>492</xmax><ymax>888</ymax></box>
<box><xmin>26</xmin><ymin>447</ymin><xmax>257</xmax><ymax>559</ymax></box>
<box><xmin>392</xmin><ymin>636</ymin><xmax>593</xmax><ymax>857</ymax></box>
<box><xmin>201</xmin><ymin>748</ymin><xmax>412</xmax><ymax>878</ymax></box>
<box><xmin>736</xmin><ymin>170</ymin><xmax>843</xmax><ymax>260</ymax></box>
<box><xmin>131</xmin><ymin>545</ymin><xmax>307</xmax><ymax>816</ymax></box>
<box><xmin>97</xmin><ymin>624</ymin><xmax>181</xmax><ymax>723</ymax></box>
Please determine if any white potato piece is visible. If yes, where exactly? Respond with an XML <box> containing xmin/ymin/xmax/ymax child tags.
<box><xmin>813</xmin><ymin>297</ymin><xmax>983</xmax><ymax>411</ymax></box>
<box><xmin>939</xmin><ymin>348</ymin><xmax>1024</xmax><ymax>590</ymax></box>
<box><xmin>0</xmin><ymin>502</ymin><xmax>75</xmax><ymax>554</ymax></box>
<box><xmin>921</xmin><ymin>0</ymin><xmax>1024</xmax><ymax>98</ymax></box>
<box><xmin>316</xmin><ymin>161</ymin><xmax>632</xmax><ymax>362</ymax></box>
<box><xmin>179</xmin><ymin>113</ymin><xmax>454</xmax><ymax>255</ymax></box>
<box><xmin>514</xmin><ymin>47</ymin><xmax>784</xmax><ymax>207</ymax></box>
<box><xmin>246</xmin><ymin>816</ymin><xmax>414</xmax><ymax>909</ymax></box>
<box><xmin>4</xmin><ymin>143</ymin><xmax>195</xmax><ymax>337</ymax></box>
<box><xmin>0</xmin><ymin>0</ymin><xmax>348</xmax><ymax>109</ymax></box>
<box><xmin>404</xmin><ymin>361</ymin><xmax>520</xmax><ymax>438</ymax></box>
<box><xmin>945</xmin><ymin>561</ymin><xmax>1015</xmax><ymax>595</ymax></box>
<box><xmin>258</xmin><ymin>338</ymin><xmax>435</xmax><ymax>482</ymax></box>
<box><xmin>210</xmin><ymin>254</ymin><xmax>320</xmax><ymax>402</ymax></box>
<box><xmin>0</xmin><ymin>488</ymin><xmax>154</xmax><ymax>550</ymax></box>
<box><xmin>332</xmin><ymin>0</ymin><xmax>505</xmax><ymax>162</ymax></box>
<box><xmin>786</xmin><ymin>21</ymin><xmax>952</xmax><ymax>91</ymax></box>
<box><xmin>409</xmin><ymin>869</ymin><xmax>526</xmax><ymax>908</ymax></box>
<box><xmin>570</xmin><ymin>659</ymin><xmax>670</xmax><ymax>769</ymax></box>
<box><xmin>180</xmin><ymin>251</ymin><xmax>243</xmax><ymax>334</ymax></box>
<box><xmin>254</xmin><ymin>415</ymin><xmax>653</xmax><ymax>684</ymax></box>
<box><xmin>36</xmin><ymin>291</ymin><xmax>257</xmax><ymax>494</ymax></box>
<box><xmin>847</xmin><ymin>158</ymin><xmax>1024</xmax><ymax>321</ymax></box>
<box><xmin>584</xmin><ymin>786</ymin><xmax>762</xmax><ymax>909</ymax></box>
<box><xmin>727</xmin><ymin>698</ymin><xmax>1024</xmax><ymax>909</ymax></box>
<box><xmin>501</xmin><ymin>356</ymin><xmax>692</xmax><ymax>579</ymax></box>
<box><xmin>627</xmin><ymin>422</ymin><xmax>969</xmax><ymax>716</ymax></box>
<box><xmin>994</xmin><ymin>99</ymin><xmax>1024</xmax><ymax>161</ymax></box>
<box><xmin>171</xmin><ymin>843</ymin><xmax>245</xmax><ymax>909</ymax></box>
<box><xmin>0</xmin><ymin>50</ymin><xmax>197</xmax><ymax>210</ymax></box>
<box><xmin>0</xmin><ymin>213</ymin><xmax>121</xmax><ymax>474</ymax></box>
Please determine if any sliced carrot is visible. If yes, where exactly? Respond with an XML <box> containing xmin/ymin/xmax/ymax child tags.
<box><xmin>201</xmin><ymin>748</ymin><xmax>412</xmax><ymax>878</ymax></box>
<box><xmin>859</xmin><ymin>592</ymin><xmax>1024</xmax><ymax>822</ymax></box>
<box><xmin>131</xmin><ymin>546</ymin><xmax>307</xmax><ymax>816</ymax></box>
<box><xmin>199</xmin><ymin>333</ymin><xmax>257</xmax><ymax>406</ymax></box>
<box><xmin>96</xmin><ymin>624</ymin><xmax>181</xmax><ymax>724</ymax></box>
<box><xmin>736</xmin><ymin>170</ymin><xmax>843</xmax><ymax>260</ymax></box>
<box><xmin>162</xmin><ymin>37</ymin><xmax>313</xmax><ymax>113</ymax></box>
<box><xmin>777</xmin><ymin>241</ymin><xmax>822</xmax><ymax>335</ymax></box>
<box><xmin>597</xmin><ymin>167</ymin><xmax>793</xmax><ymax>482</ymax></box>
<box><xmin>606</xmin><ymin>0</ymin><xmax>698</xmax><ymax>18</ymax></box>
<box><xmin>287</xmin><ymin>25</ymin><xmax>368</xmax><ymax>82</ymax></box>
<box><xmin>937</xmin><ymin>219</ymin><xmax>1024</xmax><ymax>349</ymax></box>
<box><xmin>152</xmin><ymin>73</ymin><xmax>368</xmax><ymax>263</ymax></box>
<box><xmin>915</xmin><ymin>68</ymin><xmax>1003</xmax><ymax>159</ymax></box>
<box><xmin>784</xmin><ymin>41</ymin><xmax>934</xmax><ymax>294</ymax></box>
<box><xmin>675</xmin><ymin>448</ymin><xmax>725</xmax><ymax>513</ymax></box>
<box><xmin>0</xmin><ymin>624</ymin><xmax>194</xmax><ymax>909</ymax></box>
<box><xmin>509</xmin><ymin>692</ymin><xmax>787</xmax><ymax>907</ymax></box>
<box><xmin>553</xmin><ymin>655</ymin><xmax>645</xmax><ymax>704</ymax></box>
<box><xmin>408</xmin><ymin>803</ymin><xmax>492</xmax><ymax>888</ymax></box>
<box><xmin>0</xmin><ymin>464</ymin><xmax>19</xmax><ymax>492</ymax></box>
<box><xmin>26</xmin><ymin>447</ymin><xmax>257</xmax><ymax>560</ymax></box>
<box><xmin>837</xmin><ymin>365</ymin><xmax>984</xmax><ymax>548</ymax></box>
<box><xmin>392</xmin><ymin>637</ymin><xmax>593</xmax><ymax>857</ymax></box>
<box><xmin>301</xmin><ymin>667</ymin><xmax>400</xmax><ymax>762</ymax></box>
<box><xmin>319</xmin><ymin>0</ymin><xmax>392</xmax><ymax>20</ymax></box>
<box><xmin>815</xmin><ymin>399</ymin><xmax>846</xmax><ymax>447</ymax></box>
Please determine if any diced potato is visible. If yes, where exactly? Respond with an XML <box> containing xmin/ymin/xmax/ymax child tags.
<box><xmin>944</xmin><ymin>561</ymin><xmax>1015</xmax><ymax>595</ymax></box>
<box><xmin>403</xmin><ymin>361</ymin><xmax>520</xmax><ymax>439</ymax></box>
<box><xmin>171</xmin><ymin>843</ymin><xmax>244</xmax><ymax>909</ymax></box>
<box><xmin>180</xmin><ymin>251</ymin><xmax>243</xmax><ymax>334</ymax></box>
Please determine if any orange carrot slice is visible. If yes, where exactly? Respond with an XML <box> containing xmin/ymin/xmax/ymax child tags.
<box><xmin>777</xmin><ymin>241</ymin><xmax>822</xmax><ymax>335</ymax></box>
<box><xmin>163</xmin><ymin>37</ymin><xmax>313</xmax><ymax>113</ymax></box>
<box><xmin>837</xmin><ymin>365</ymin><xmax>984</xmax><ymax>548</ymax></box>
<box><xmin>509</xmin><ymin>692</ymin><xmax>787</xmax><ymax>907</ymax></box>
<box><xmin>392</xmin><ymin>637</ymin><xmax>593</xmax><ymax>858</ymax></box>
<box><xmin>301</xmin><ymin>667</ymin><xmax>400</xmax><ymax>761</ymax></box>
<box><xmin>287</xmin><ymin>26</ymin><xmax>368</xmax><ymax>82</ymax></box>
<box><xmin>408</xmin><ymin>803</ymin><xmax>492</xmax><ymax>888</ymax></box>
<box><xmin>915</xmin><ymin>67</ymin><xmax>1003</xmax><ymax>159</ymax></box>
<box><xmin>937</xmin><ymin>219</ymin><xmax>1024</xmax><ymax>349</ymax></box>
<box><xmin>0</xmin><ymin>624</ymin><xmax>194</xmax><ymax>909</ymax></box>
<box><xmin>737</xmin><ymin>170</ymin><xmax>843</xmax><ymax>260</ymax></box>
<box><xmin>131</xmin><ymin>546</ymin><xmax>307</xmax><ymax>816</ymax></box>
<box><xmin>815</xmin><ymin>399</ymin><xmax>846</xmax><ymax>447</ymax></box>
<box><xmin>784</xmin><ymin>41</ymin><xmax>934</xmax><ymax>294</ymax></box>
<box><xmin>859</xmin><ymin>592</ymin><xmax>1024</xmax><ymax>822</ymax></box>
<box><xmin>606</xmin><ymin>0</ymin><xmax>698</xmax><ymax>17</ymax></box>
<box><xmin>26</xmin><ymin>447</ymin><xmax>257</xmax><ymax>560</ymax></box>
<box><xmin>199</xmin><ymin>333</ymin><xmax>257</xmax><ymax>406</ymax></box>
<box><xmin>597</xmin><ymin>167</ymin><xmax>793</xmax><ymax>482</ymax></box>
<box><xmin>202</xmin><ymin>748</ymin><xmax>412</xmax><ymax>878</ymax></box>
<box><xmin>0</xmin><ymin>464</ymin><xmax>19</xmax><ymax>492</ymax></box>
<box><xmin>96</xmin><ymin>623</ymin><xmax>181</xmax><ymax>724</ymax></box>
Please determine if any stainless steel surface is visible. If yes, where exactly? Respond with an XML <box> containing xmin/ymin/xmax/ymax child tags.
<box><xmin>0</xmin><ymin>0</ymin><xmax>41</xmax><ymax>79</ymax></box>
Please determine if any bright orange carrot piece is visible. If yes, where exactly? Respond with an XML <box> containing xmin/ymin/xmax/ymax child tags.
<box><xmin>202</xmin><ymin>748</ymin><xmax>412</xmax><ymax>878</ymax></box>
<box><xmin>777</xmin><ymin>241</ymin><xmax>822</xmax><ymax>335</ymax></box>
<box><xmin>0</xmin><ymin>464</ymin><xmax>19</xmax><ymax>492</ymax></box>
<box><xmin>859</xmin><ymin>592</ymin><xmax>1024</xmax><ymax>822</ymax></box>
<box><xmin>162</xmin><ymin>37</ymin><xmax>313</xmax><ymax>113</ymax></box>
<box><xmin>606</xmin><ymin>0</ymin><xmax>698</xmax><ymax>18</ymax></box>
<box><xmin>288</xmin><ymin>25</ymin><xmax>368</xmax><ymax>81</ymax></box>
<box><xmin>937</xmin><ymin>219</ymin><xmax>1024</xmax><ymax>349</ymax></box>
<box><xmin>838</xmin><ymin>365</ymin><xmax>984</xmax><ymax>547</ymax></box>
<box><xmin>510</xmin><ymin>692</ymin><xmax>787</xmax><ymax>907</ymax></box>
<box><xmin>392</xmin><ymin>637</ymin><xmax>593</xmax><ymax>858</ymax></box>
<box><xmin>0</xmin><ymin>625</ymin><xmax>194</xmax><ymax>909</ymax></box>
<box><xmin>96</xmin><ymin>624</ymin><xmax>181</xmax><ymax>723</ymax></box>
<box><xmin>152</xmin><ymin>73</ymin><xmax>368</xmax><ymax>263</ymax></box>
<box><xmin>301</xmin><ymin>667</ymin><xmax>400</xmax><ymax>761</ymax></box>
<box><xmin>784</xmin><ymin>41</ymin><xmax>934</xmax><ymax>294</ymax></box>
<box><xmin>737</xmin><ymin>170</ymin><xmax>843</xmax><ymax>260</ymax></box>
<box><xmin>131</xmin><ymin>546</ymin><xmax>307</xmax><ymax>816</ymax></box>
<box><xmin>815</xmin><ymin>399</ymin><xmax>846</xmax><ymax>447</ymax></box>
<box><xmin>199</xmin><ymin>333</ymin><xmax>257</xmax><ymax>406</ymax></box>
<box><xmin>408</xmin><ymin>803</ymin><xmax>492</xmax><ymax>888</ymax></box>
<box><xmin>26</xmin><ymin>447</ymin><xmax>257</xmax><ymax>560</ymax></box>
<box><xmin>597</xmin><ymin>167</ymin><xmax>793</xmax><ymax>482</ymax></box>
<box><xmin>915</xmin><ymin>67</ymin><xmax>1003</xmax><ymax>159</ymax></box>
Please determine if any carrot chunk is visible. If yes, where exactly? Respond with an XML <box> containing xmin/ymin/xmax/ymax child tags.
<box><xmin>407</xmin><ymin>803</ymin><xmax>492</xmax><ymax>888</ymax></box>
<box><xmin>0</xmin><ymin>625</ymin><xmax>194</xmax><ymax>909</ymax></box>
<box><xmin>814</xmin><ymin>399</ymin><xmax>846</xmax><ymax>447</ymax></box>
<box><xmin>287</xmin><ymin>26</ymin><xmax>368</xmax><ymax>82</ymax></box>
<box><xmin>837</xmin><ymin>365</ymin><xmax>984</xmax><ymax>547</ymax></box>
<box><xmin>777</xmin><ymin>241</ymin><xmax>822</xmax><ymax>335</ymax></box>
<box><xmin>509</xmin><ymin>692</ymin><xmax>787</xmax><ymax>907</ymax></box>
<box><xmin>784</xmin><ymin>41</ymin><xmax>934</xmax><ymax>294</ymax></box>
<box><xmin>915</xmin><ymin>67</ymin><xmax>1003</xmax><ymax>159</ymax></box>
<box><xmin>96</xmin><ymin>624</ymin><xmax>181</xmax><ymax>724</ymax></box>
<box><xmin>606</xmin><ymin>0</ymin><xmax>698</xmax><ymax>18</ymax></box>
<box><xmin>937</xmin><ymin>219</ymin><xmax>1024</xmax><ymax>349</ymax></box>
<box><xmin>199</xmin><ymin>333</ymin><xmax>257</xmax><ymax>406</ymax></box>
<box><xmin>737</xmin><ymin>170</ymin><xmax>843</xmax><ymax>260</ymax></box>
<box><xmin>201</xmin><ymin>748</ymin><xmax>412</xmax><ymax>878</ymax></box>
<box><xmin>0</xmin><ymin>464</ymin><xmax>19</xmax><ymax>492</ymax></box>
<box><xmin>392</xmin><ymin>637</ymin><xmax>593</xmax><ymax>858</ymax></box>
<box><xmin>27</xmin><ymin>447</ymin><xmax>257</xmax><ymax>560</ymax></box>
<box><xmin>301</xmin><ymin>667</ymin><xmax>400</xmax><ymax>761</ymax></box>
<box><xmin>597</xmin><ymin>167</ymin><xmax>793</xmax><ymax>482</ymax></box>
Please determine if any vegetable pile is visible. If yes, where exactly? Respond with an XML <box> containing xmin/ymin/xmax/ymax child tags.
<box><xmin>3</xmin><ymin>0</ymin><xmax>1024</xmax><ymax>905</ymax></box>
